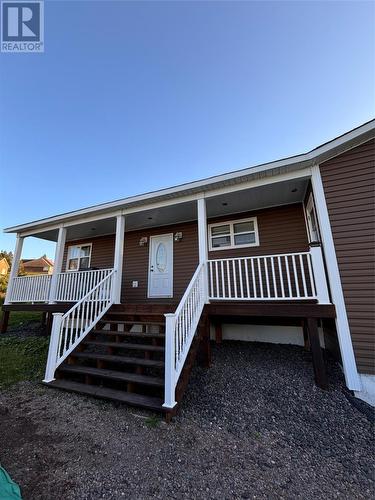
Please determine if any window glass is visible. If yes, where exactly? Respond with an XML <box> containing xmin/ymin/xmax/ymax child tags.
<box><xmin>306</xmin><ymin>195</ymin><xmax>320</xmax><ymax>242</ymax></box>
<box><xmin>81</xmin><ymin>246</ymin><xmax>91</xmax><ymax>257</ymax></box>
<box><xmin>70</xmin><ymin>247</ymin><xmax>80</xmax><ymax>259</ymax></box>
<box><xmin>80</xmin><ymin>257</ymin><xmax>90</xmax><ymax>269</ymax></box>
<box><xmin>156</xmin><ymin>243</ymin><xmax>167</xmax><ymax>272</ymax></box>
<box><xmin>68</xmin><ymin>258</ymin><xmax>79</xmax><ymax>270</ymax></box>
<box><xmin>234</xmin><ymin>221</ymin><xmax>254</xmax><ymax>233</ymax></box>
<box><xmin>209</xmin><ymin>218</ymin><xmax>259</xmax><ymax>250</ymax></box>
<box><xmin>211</xmin><ymin>225</ymin><xmax>230</xmax><ymax>236</ymax></box>
<box><xmin>234</xmin><ymin>233</ymin><xmax>256</xmax><ymax>245</ymax></box>
<box><xmin>212</xmin><ymin>235</ymin><xmax>231</xmax><ymax>248</ymax></box>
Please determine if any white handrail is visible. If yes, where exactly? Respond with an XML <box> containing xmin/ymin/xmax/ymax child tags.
<box><xmin>43</xmin><ymin>269</ymin><xmax>116</xmax><ymax>382</ymax></box>
<box><xmin>208</xmin><ymin>251</ymin><xmax>321</xmax><ymax>301</ymax></box>
<box><xmin>163</xmin><ymin>262</ymin><xmax>207</xmax><ymax>409</ymax></box>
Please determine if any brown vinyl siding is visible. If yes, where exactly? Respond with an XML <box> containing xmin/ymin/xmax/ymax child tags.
<box><xmin>320</xmin><ymin>138</ymin><xmax>375</xmax><ymax>374</ymax></box>
<box><xmin>208</xmin><ymin>203</ymin><xmax>309</xmax><ymax>260</ymax></box>
<box><xmin>63</xmin><ymin>204</ymin><xmax>309</xmax><ymax>304</ymax></box>
<box><xmin>207</xmin><ymin>204</ymin><xmax>310</xmax><ymax>298</ymax></box>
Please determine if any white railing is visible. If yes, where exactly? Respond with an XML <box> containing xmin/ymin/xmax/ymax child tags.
<box><xmin>208</xmin><ymin>247</ymin><xmax>330</xmax><ymax>303</ymax></box>
<box><xmin>55</xmin><ymin>269</ymin><xmax>113</xmax><ymax>302</ymax></box>
<box><xmin>163</xmin><ymin>262</ymin><xmax>207</xmax><ymax>409</ymax></box>
<box><xmin>9</xmin><ymin>274</ymin><xmax>52</xmax><ymax>302</ymax></box>
<box><xmin>43</xmin><ymin>269</ymin><xmax>116</xmax><ymax>382</ymax></box>
<box><xmin>6</xmin><ymin>268</ymin><xmax>114</xmax><ymax>303</ymax></box>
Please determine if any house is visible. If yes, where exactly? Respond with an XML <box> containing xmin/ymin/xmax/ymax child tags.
<box><xmin>0</xmin><ymin>258</ymin><xmax>10</xmax><ymax>276</ymax></box>
<box><xmin>1</xmin><ymin>120</ymin><xmax>374</xmax><ymax>415</ymax></box>
<box><xmin>21</xmin><ymin>256</ymin><xmax>54</xmax><ymax>275</ymax></box>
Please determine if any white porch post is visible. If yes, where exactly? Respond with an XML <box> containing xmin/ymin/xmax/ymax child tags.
<box><xmin>163</xmin><ymin>313</ymin><xmax>177</xmax><ymax>409</ymax></box>
<box><xmin>43</xmin><ymin>312</ymin><xmax>63</xmax><ymax>382</ymax></box>
<box><xmin>309</xmin><ymin>243</ymin><xmax>330</xmax><ymax>304</ymax></box>
<box><xmin>310</xmin><ymin>165</ymin><xmax>361</xmax><ymax>391</ymax></box>
<box><xmin>48</xmin><ymin>226</ymin><xmax>67</xmax><ymax>304</ymax></box>
<box><xmin>4</xmin><ymin>234</ymin><xmax>24</xmax><ymax>305</ymax></box>
<box><xmin>113</xmin><ymin>214</ymin><xmax>125</xmax><ymax>304</ymax></box>
<box><xmin>197</xmin><ymin>197</ymin><xmax>209</xmax><ymax>302</ymax></box>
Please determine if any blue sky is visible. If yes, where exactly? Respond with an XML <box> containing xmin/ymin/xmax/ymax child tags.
<box><xmin>0</xmin><ymin>0</ymin><xmax>374</xmax><ymax>259</ymax></box>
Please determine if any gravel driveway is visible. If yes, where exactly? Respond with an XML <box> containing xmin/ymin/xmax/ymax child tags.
<box><xmin>0</xmin><ymin>341</ymin><xmax>374</xmax><ymax>499</ymax></box>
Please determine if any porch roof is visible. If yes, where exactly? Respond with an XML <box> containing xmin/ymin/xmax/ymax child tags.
<box><xmin>4</xmin><ymin>119</ymin><xmax>374</xmax><ymax>237</ymax></box>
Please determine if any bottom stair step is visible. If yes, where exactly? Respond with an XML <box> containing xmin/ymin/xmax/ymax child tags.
<box><xmin>46</xmin><ymin>379</ymin><xmax>166</xmax><ymax>412</ymax></box>
<box><xmin>58</xmin><ymin>364</ymin><xmax>164</xmax><ymax>387</ymax></box>
<box><xmin>72</xmin><ymin>352</ymin><xmax>165</xmax><ymax>368</ymax></box>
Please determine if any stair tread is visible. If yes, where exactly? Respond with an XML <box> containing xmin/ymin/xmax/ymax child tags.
<box><xmin>58</xmin><ymin>365</ymin><xmax>164</xmax><ymax>386</ymax></box>
<box><xmin>72</xmin><ymin>352</ymin><xmax>165</xmax><ymax>368</ymax></box>
<box><xmin>92</xmin><ymin>330</ymin><xmax>165</xmax><ymax>339</ymax></box>
<box><xmin>99</xmin><ymin>320</ymin><xmax>165</xmax><ymax>326</ymax></box>
<box><xmin>83</xmin><ymin>340</ymin><xmax>164</xmax><ymax>352</ymax></box>
<box><xmin>47</xmin><ymin>380</ymin><xmax>165</xmax><ymax>411</ymax></box>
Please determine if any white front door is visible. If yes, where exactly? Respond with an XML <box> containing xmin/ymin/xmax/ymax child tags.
<box><xmin>148</xmin><ymin>234</ymin><xmax>173</xmax><ymax>298</ymax></box>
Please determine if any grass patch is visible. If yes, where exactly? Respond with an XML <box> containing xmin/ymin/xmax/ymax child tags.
<box><xmin>0</xmin><ymin>295</ymin><xmax>42</xmax><ymax>329</ymax></box>
<box><xmin>8</xmin><ymin>311</ymin><xmax>42</xmax><ymax>328</ymax></box>
<box><xmin>144</xmin><ymin>415</ymin><xmax>161</xmax><ymax>428</ymax></box>
<box><xmin>0</xmin><ymin>336</ymin><xmax>49</xmax><ymax>389</ymax></box>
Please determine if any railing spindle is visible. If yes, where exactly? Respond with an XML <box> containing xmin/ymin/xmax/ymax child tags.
<box><xmin>264</xmin><ymin>257</ymin><xmax>270</xmax><ymax>298</ymax></box>
<box><xmin>299</xmin><ymin>254</ymin><xmax>308</xmax><ymax>298</ymax></box>
<box><xmin>220</xmin><ymin>260</ymin><xmax>225</xmax><ymax>299</ymax></box>
<box><xmin>271</xmin><ymin>257</ymin><xmax>277</xmax><ymax>298</ymax></box>
<box><xmin>292</xmin><ymin>255</ymin><xmax>300</xmax><ymax>298</ymax></box>
<box><xmin>285</xmin><ymin>256</ymin><xmax>292</xmax><ymax>298</ymax></box>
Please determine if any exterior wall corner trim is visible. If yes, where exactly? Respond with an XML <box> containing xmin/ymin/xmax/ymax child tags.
<box><xmin>310</xmin><ymin>164</ymin><xmax>361</xmax><ymax>391</ymax></box>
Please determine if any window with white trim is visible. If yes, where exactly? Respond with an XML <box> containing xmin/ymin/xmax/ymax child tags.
<box><xmin>209</xmin><ymin>217</ymin><xmax>259</xmax><ymax>250</ymax></box>
<box><xmin>306</xmin><ymin>194</ymin><xmax>320</xmax><ymax>243</ymax></box>
<box><xmin>66</xmin><ymin>244</ymin><xmax>92</xmax><ymax>271</ymax></box>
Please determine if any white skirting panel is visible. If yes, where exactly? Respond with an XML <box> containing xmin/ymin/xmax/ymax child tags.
<box><xmin>210</xmin><ymin>324</ymin><xmax>325</xmax><ymax>347</ymax></box>
<box><xmin>355</xmin><ymin>375</ymin><xmax>375</xmax><ymax>407</ymax></box>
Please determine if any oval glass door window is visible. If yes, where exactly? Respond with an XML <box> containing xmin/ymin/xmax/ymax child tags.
<box><xmin>156</xmin><ymin>243</ymin><xmax>167</xmax><ymax>272</ymax></box>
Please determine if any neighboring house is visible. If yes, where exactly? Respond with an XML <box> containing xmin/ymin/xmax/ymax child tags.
<box><xmin>0</xmin><ymin>258</ymin><xmax>10</xmax><ymax>276</ymax></box>
<box><xmin>1</xmin><ymin>120</ymin><xmax>374</xmax><ymax>416</ymax></box>
<box><xmin>21</xmin><ymin>257</ymin><xmax>54</xmax><ymax>275</ymax></box>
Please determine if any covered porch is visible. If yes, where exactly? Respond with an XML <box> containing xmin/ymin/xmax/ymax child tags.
<box><xmin>3</xmin><ymin>172</ymin><xmax>330</xmax><ymax>308</ymax></box>
<box><xmin>1</xmin><ymin>171</ymin><xmax>340</xmax><ymax>411</ymax></box>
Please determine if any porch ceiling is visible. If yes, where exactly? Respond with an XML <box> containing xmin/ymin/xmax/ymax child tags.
<box><xmin>31</xmin><ymin>177</ymin><xmax>309</xmax><ymax>242</ymax></box>
<box><xmin>205</xmin><ymin>177</ymin><xmax>309</xmax><ymax>218</ymax></box>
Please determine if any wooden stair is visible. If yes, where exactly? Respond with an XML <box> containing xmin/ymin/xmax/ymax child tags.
<box><xmin>45</xmin><ymin>304</ymin><xmax>210</xmax><ymax>418</ymax></box>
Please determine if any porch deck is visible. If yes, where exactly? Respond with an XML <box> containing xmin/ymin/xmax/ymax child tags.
<box><xmin>1</xmin><ymin>245</ymin><xmax>335</xmax><ymax>413</ymax></box>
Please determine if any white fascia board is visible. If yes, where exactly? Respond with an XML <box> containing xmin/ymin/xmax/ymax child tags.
<box><xmin>4</xmin><ymin>120</ymin><xmax>375</xmax><ymax>235</ymax></box>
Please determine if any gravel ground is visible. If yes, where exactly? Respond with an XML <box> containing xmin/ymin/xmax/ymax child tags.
<box><xmin>0</xmin><ymin>341</ymin><xmax>374</xmax><ymax>499</ymax></box>
<box><xmin>6</xmin><ymin>320</ymin><xmax>46</xmax><ymax>338</ymax></box>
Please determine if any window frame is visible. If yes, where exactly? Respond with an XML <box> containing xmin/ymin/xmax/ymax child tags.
<box><xmin>66</xmin><ymin>243</ymin><xmax>93</xmax><ymax>271</ymax></box>
<box><xmin>305</xmin><ymin>194</ymin><xmax>320</xmax><ymax>243</ymax></box>
<box><xmin>208</xmin><ymin>217</ymin><xmax>260</xmax><ymax>251</ymax></box>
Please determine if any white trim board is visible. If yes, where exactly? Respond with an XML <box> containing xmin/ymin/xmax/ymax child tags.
<box><xmin>8</xmin><ymin>169</ymin><xmax>312</xmax><ymax>238</ymax></box>
<box><xmin>310</xmin><ymin>165</ymin><xmax>361</xmax><ymax>391</ymax></box>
